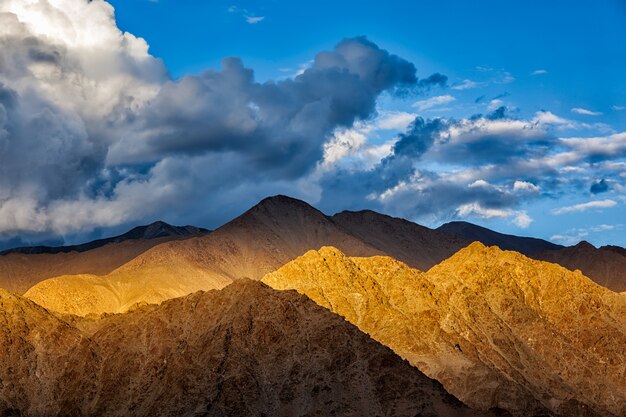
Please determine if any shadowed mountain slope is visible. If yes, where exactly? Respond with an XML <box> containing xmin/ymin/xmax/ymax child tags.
<box><xmin>0</xmin><ymin>221</ymin><xmax>208</xmax><ymax>294</ymax></box>
<box><xmin>331</xmin><ymin>210</ymin><xmax>472</xmax><ymax>270</ymax></box>
<box><xmin>534</xmin><ymin>241</ymin><xmax>626</xmax><ymax>292</ymax></box>
<box><xmin>437</xmin><ymin>221</ymin><xmax>563</xmax><ymax>255</ymax></box>
<box><xmin>1</xmin><ymin>281</ymin><xmax>492</xmax><ymax>417</ymax></box>
<box><xmin>263</xmin><ymin>244</ymin><xmax>626</xmax><ymax>417</ymax></box>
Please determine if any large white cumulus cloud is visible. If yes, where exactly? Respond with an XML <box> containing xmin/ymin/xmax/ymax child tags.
<box><xmin>0</xmin><ymin>0</ymin><xmax>169</xmax><ymax>234</ymax></box>
<box><xmin>0</xmin><ymin>0</ymin><xmax>438</xmax><ymax>239</ymax></box>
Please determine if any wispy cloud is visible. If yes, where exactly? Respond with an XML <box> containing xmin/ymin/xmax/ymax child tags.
<box><xmin>552</xmin><ymin>199</ymin><xmax>617</xmax><ymax>215</ymax></box>
<box><xmin>531</xmin><ymin>69</ymin><xmax>547</xmax><ymax>75</ymax></box>
<box><xmin>451</xmin><ymin>79</ymin><xmax>480</xmax><ymax>90</ymax></box>
<box><xmin>612</xmin><ymin>105</ymin><xmax>625</xmax><ymax>111</ymax></box>
<box><xmin>456</xmin><ymin>203</ymin><xmax>532</xmax><ymax>228</ymax></box>
<box><xmin>571</xmin><ymin>107</ymin><xmax>603</xmax><ymax>116</ymax></box>
<box><xmin>228</xmin><ymin>5</ymin><xmax>265</xmax><ymax>24</ymax></box>
<box><xmin>412</xmin><ymin>95</ymin><xmax>456</xmax><ymax>112</ymax></box>
<box><xmin>487</xmin><ymin>99</ymin><xmax>504</xmax><ymax>111</ymax></box>
<box><xmin>551</xmin><ymin>224</ymin><xmax>619</xmax><ymax>245</ymax></box>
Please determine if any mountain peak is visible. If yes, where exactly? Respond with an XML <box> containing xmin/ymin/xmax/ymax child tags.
<box><xmin>574</xmin><ymin>240</ymin><xmax>596</xmax><ymax>250</ymax></box>
<box><xmin>251</xmin><ymin>195</ymin><xmax>321</xmax><ymax>214</ymax></box>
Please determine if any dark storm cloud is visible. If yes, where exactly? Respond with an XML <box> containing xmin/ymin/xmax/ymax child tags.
<box><xmin>390</xmin><ymin>117</ymin><xmax>447</xmax><ymax>159</ymax></box>
<box><xmin>416</xmin><ymin>72</ymin><xmax>448</xmax><ymax>90</ymax></box>
<box><xmin>590</xmin><ymin>179</ymin><xmax>609</xmax><ymax>194</ymax></box>
<box><xmin>110</xmin><ymin>37</ymin><xmax>428</xmax><ymax>179</ymax></box>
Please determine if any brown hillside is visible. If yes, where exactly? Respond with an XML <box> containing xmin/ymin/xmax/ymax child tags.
<box><xmin>263</xmin><ymin>244</ymin><xmax>626</xmax><ymax>417</ymax></box>
<box><xmin>1</xmin><ymin>281</ymin><xmax>492</xmax><ymax>417</ymax></box>
<box><xmin>533</xmin><ymin>241</ymin><xmax>626</xmax><ymax>292</ymax></box>
<box><xmin>0</xmin><ymin>222</ymin><xmax>207</xmax><ymax>294</ymax></box>
<box><xmin>331</xmin><ymin>209</ymin><xmax>471</xmax><ymax>270</ymax></box>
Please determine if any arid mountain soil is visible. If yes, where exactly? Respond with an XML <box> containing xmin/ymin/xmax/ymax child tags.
<box><xmin>263</xmin><ymin>244</ymin><xmax>626</xmax><ymax>417</ymax></box>
<box><xmin>1</xmin><ymin>281</ymin><xmax>492</xmax><ymax>417</ymax></box>
<box><xmin>0</xmin><ymin>221</ymin><xmax>207</xmax><ymax>294</ymax></box>
<box><xmin>437</xmin><ymin>221</ymin><xmax>563</xmax><ymax>255</ymax></box>
<box><xmin>331</xmin><ymin>210</ymin><xmax>472</xmax><ymax>270</ymax></box>
<box><xmin>534</xmin><ymin>241</ymin><xmax>626</xmax><ymax>292</ymax></box>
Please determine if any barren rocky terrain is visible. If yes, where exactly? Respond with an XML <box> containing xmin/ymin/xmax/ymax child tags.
<box><xmin>263</xmin><ymin>244</ymin><xmax>626</xmax><ymax>417</ymax></box>
<box><xmin>1</xmin><ymin>280</ymin><xmax>492</xmax><ymax>417</ymax></box>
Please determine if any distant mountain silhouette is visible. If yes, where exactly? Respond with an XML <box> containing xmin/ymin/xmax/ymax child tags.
<box><xmin>437</xmin><ymin>221</ymin><xmax>563</xmax><ymax>255</ymax></box>
<box><xmin>534</xmin><ymin>241</ymin><xmax>626</xmax><ymax>292</ymax></box>
<box><xmin>0</xmin><ymin>221</ymin><xmax>208</xmax><ymax>255</ymax></box>
<box><xmin>331</xmin><ymin>210</ymin><xmax>472</xmax><ymax>270</ymax></box>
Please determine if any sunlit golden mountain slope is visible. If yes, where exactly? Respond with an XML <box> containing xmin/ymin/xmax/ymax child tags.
<box><xmin>263</xmin><ymin>243</ymin><xmax>626</xmax><ymax>417</ymax></box>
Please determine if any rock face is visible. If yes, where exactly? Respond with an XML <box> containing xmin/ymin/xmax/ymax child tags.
<box><xmin>1</xmin><ymin>281</ymin><xmax>490</xmax><ymax>417</ymax></box>
<box><xmin>0</xmin><ymin>221</ymin><xmax>208</xmax><ymax>294</ymax></box>
<box><xmin>263</xmin><ymin>244</ymin><xmax>626</xmax><ymax>417</ymax></box>
<box><xmin>437</xmin><ymin>221</ymin><xmax>563</xmax><ymax>255</ymax></box>
<box><xmin>534</xmin><ymin>241</ymin><xmax>626</xmax><ymax>292</ymax></box>
<box><xmin>331</xmin><ymin>210</ymin><xmax>472</xmax><ymax>270</ymax></box>
<box><xmin>25</xmin><ymin>196</ymin><xmax>384</xmax><ymax>315</ymax></box>
<box><xmin>0</xmin><ymin>288</ymin><xmax>100</xmax><ymax>416</ymax></box>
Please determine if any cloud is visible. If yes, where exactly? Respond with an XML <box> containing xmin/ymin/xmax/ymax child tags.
<box><xmin>228</xmin><ymin>5</ymin><xmax>265</xmax><ymax>24</ymax></box>
<box><xmin>552</xmin><ymin>199</ymin><xmax>617</xmax><ymax>215</ymax></box>
<box><xmin>550</xmin><ymin>224</ymin><xmax>619</xmax><ymax>246</ymax></box>
<box><xmin>1</xmin><ymin>0</ymin><xmax>446</xmax><ymax>239</ymax></box>
<box><xmin>416</xmin><ymin>73</ymin><xmax>447</xmax><ymax>90</ymax></box>
<box><xmin>412</xmin><ymin>95</ymin><xmax>455</xmax><ymax>112</ymax></box>
<box><xmin>571</xmin><ymin>107</ymin><xmax>603</xmax><ymax>116</ymax></box>
<box><xmin>612</xmin><ymin>105</ymin><xmax>625</xmax><ymax>111</ymax></box>
<box><xmin>451</xmin><ymin>79</ymin><xmax>480</xmax><ymax>90</ymax></box>
<box><xmin>487</xmin><ymin>99</ymin><xmax>504</xmax><ymax>111</ymax></box>
<box><xmin>531</xmin><ymin>69</ymin><xmax>548</xmax><ymax>75</ymax></box>
<box><xmin>245</xmin><ymin>16</ymin><xmax>265</xmax><ymax>24</ymax></box>
<box><xmin>456</xmin><ymin>203</ymin><xmax>532</xmax><ymax>228</ymax></box>
<box><xmin>590</xmin><ymin>179</ymin><xmax>609</xmax><ymax>194</ymax></box>
<box><xmin>513</xmin><ymin>181</ymin><xmax>540</xmax><ymax>193</ymax></box>
<box><xmin>315</xmin><ymin>105</ymin><xmax>626</xmax><ymax>229</ymax></box>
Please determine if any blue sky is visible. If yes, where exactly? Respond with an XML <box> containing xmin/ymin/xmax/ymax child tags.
<box><xmin>0</xmin><ymin>0</ymin><xmax>624</xmax><ymax>248</ymax></box>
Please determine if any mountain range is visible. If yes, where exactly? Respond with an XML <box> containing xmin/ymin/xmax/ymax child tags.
<box><xmin>0</xmin><ymin>221</ymin><xmax>208</xmax><ymax>294</ymax></box>
<box><xmin>1</xmin><ymin>195</ymin><xmax>625</xmax><ymax>416</ymax></box>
